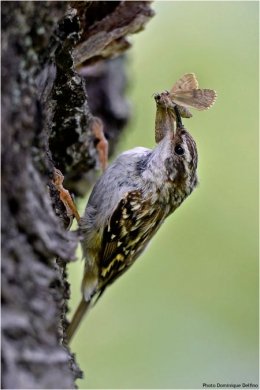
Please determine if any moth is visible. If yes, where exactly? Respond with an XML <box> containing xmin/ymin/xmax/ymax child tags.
<box><xmin>154</xmin><ymin>73</ymin><xmax>217</xmax><ymax>143</ymax></box>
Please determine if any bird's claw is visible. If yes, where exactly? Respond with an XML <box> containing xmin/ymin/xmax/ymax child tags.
<box><xmin>53</xmin><ymin>168</ymin><xmax>81</xmax><ymax>224</ymax></box>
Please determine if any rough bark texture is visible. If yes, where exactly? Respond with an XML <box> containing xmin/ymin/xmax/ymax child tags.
<box><xmin>1</xmin><ymin>1</ymin><xmax>154</xmax><ymax>388</ymax></box>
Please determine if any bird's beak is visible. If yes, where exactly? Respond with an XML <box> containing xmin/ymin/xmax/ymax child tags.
<box><xmin>174</xmin><ymin>106</ymin><xmax>183</xmax><ymax>130</ymax></box>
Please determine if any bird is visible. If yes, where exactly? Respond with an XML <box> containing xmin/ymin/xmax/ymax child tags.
<box><xmin>66</xmin><ymin>104</ymin><xmax>199</xmax><ymax>343</ymax></box>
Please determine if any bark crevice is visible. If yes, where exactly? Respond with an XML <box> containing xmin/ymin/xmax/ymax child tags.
<box><xmin>1</xmin><ymin>2</ymin><xmax>154</xmax><ymax>388</ymax></box>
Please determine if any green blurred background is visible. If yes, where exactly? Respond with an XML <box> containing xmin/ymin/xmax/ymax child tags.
<box><xmin>68</xmin><ymin>2</ymin><xmax>259</xmax><ymax>388</ymax></box>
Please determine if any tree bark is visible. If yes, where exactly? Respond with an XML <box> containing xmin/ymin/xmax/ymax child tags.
<box><xmin>1</xmin><ymin>1</ymin><xmax>154</xmax><ymax>388</ymax></box>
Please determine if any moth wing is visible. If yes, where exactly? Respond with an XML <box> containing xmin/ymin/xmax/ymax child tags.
<box><xmin>155</xmin><ymin>106</ymin><xmax>176</xmax><ymax>143</ymax></box>
<box><xmin>171</xmin><ymin>89</ymin><xmax>217</xmax><ymax>111</ymax></box>
<box><xmin>177</xmin><ymin>106</ymin><xmax>193</xmax><ymax>118</ymax></box>
<box><xmin>170</xmin><ymin>73</ymin><xmax>199</xmax><ymax>94</ymax></box>
<box><xmin>154</xmin><ymin>92</ymin><xmax>193</xmax><ymax>121</ymax></box>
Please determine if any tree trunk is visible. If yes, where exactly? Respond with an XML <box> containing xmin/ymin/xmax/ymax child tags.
<box><xmin>1</xmin><ymin>1</ymin><xmax>154</xmax><ymax>388</ymax></box>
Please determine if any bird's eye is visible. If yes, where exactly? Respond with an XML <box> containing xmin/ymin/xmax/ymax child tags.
<box><xmin>174</xmin><ymin>145</ymin><xmax>184</xmax><ymax>155</ymax></box>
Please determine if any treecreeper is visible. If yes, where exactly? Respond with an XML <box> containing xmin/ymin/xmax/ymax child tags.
<box><xmin>60</xmin><ymin>73</ymin><xmax>217</xmax><ymax>343</ymax></box>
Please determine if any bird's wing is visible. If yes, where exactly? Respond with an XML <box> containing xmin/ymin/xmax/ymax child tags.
<box><xmin>100</xmin><ymin>189</ymin><xmax>157</xmax><ymax>285</ymax></box>
<box><xmin>100</xmin><ymin>190</ymin><xmax>142</xmax><ymax>281</ymax></box>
